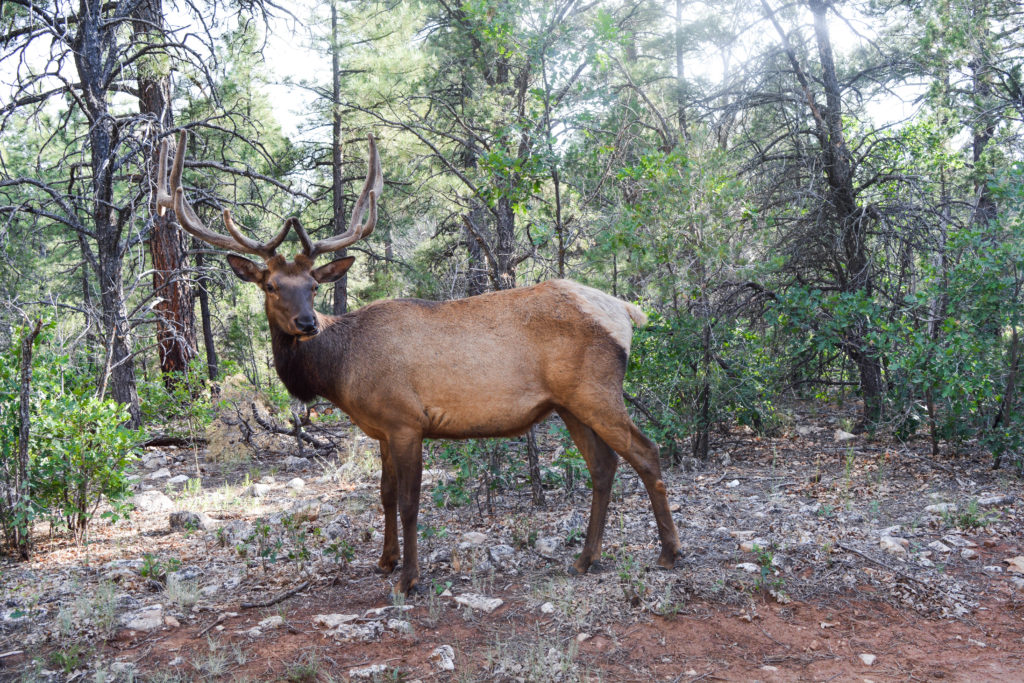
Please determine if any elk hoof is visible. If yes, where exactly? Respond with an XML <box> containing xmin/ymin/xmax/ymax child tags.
<box><xmin>656</xmin><ymin>547</ymin><xmax>682</xmax><ymax>570</ymax></box>
<box><xmin>375</xmin><ymin>557</ymin><xmax>398</xmax><ymax>575</ymax></box>
<box><xmin>397</xmin><ymin>575</ymin><xmax>420</xmax><ymax>595</ymax></box>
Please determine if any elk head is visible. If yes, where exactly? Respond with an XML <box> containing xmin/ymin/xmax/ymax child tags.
<box><xmin>155</xmin><ymin>130</ymin><xmax>383</xmax><ymax>339</ymax></box>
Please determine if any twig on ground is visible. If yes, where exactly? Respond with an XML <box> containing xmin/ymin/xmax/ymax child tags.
<box><xmin>241</xmin><ymin>580</ymin><xmax>312</xmax><ymax>609</ymax></box>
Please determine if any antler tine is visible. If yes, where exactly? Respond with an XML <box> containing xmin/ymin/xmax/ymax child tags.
<box><xmin>306</xmin><ymin>134</ymin><xmax>383</xmax><ymax>258</ymax></box>
<box><xmin>154</xmin><ymin>130</ymin><xmax>290</xmax><ymax>259</ymax></box>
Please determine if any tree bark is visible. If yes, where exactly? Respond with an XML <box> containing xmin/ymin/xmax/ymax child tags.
<box><xmin>331</xmin><ymin>1</ymin><xmax>350</xmax><ymax>316</ymax></box>
<box><xmin>10</xmin><ymin>319</ymin><xmax>43</xmax><ymax>559</ymax></box>
<box><xmin>134</xmin><ymin>0</ymin><xmax>197</xmax><ymax>385</ymax></box>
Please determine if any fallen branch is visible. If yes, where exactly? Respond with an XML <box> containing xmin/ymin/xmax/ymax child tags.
<box><xmin>835</xmin><ymin>542</ymin><xmax>933</xmax><ymax>590</ymax></box>
<box><xmin>241</xmin><ymin>580</ymin><xmax>311</xmax><ymax>609</ymax></box>
<box><xmin>193</xmin><ymin>614</ymin><xmax>227</xmax><ymax>639</ymax></box>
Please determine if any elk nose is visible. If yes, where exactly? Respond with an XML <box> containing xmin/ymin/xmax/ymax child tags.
<box><xmin>295</xmin><ymin>314</ymin><xmax>318</xmax><ymax>335</ymax></box>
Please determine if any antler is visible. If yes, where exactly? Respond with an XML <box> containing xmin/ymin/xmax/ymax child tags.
<box><xmin>293</xmin><ymin>134</ymin><xmax>383</xmax><ymax>259</ymax></box>
<box><xmin>155</xmin><ymin>130</ymin><xmax>291</xmax><ymax>259</ymax></box>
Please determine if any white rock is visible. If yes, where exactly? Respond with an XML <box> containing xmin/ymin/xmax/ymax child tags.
<box><xmin>942</xmin><ymin>534</ymin><xmax>977</xmax><ymax>548</ymax></box>
<box><xmin>927</xmin><ymin>540</ymin><xmax>952</xmax><ymax>553</ymax></box>
<box><xmin>576</xmin><ymin>633</ymin><xmax>591</xmax><ymax>642</ymax></box>
<box><xmin>430</xmin><ymin>645</ymin><xmax>455</xmax><ymax>672</ymax></box>
<box><xmin>312</xmin><ymin>613</ymin><xmax>360</xmax><ymax>629</ymax></box>
<box><xmin>147</xmin><ymin>468</ymin><xmax>172</xmax><ymax>480</ymax></box>
<box><xmin>834</xmin><ymin>429</ymin><xmax>856</xmax><ymax>442</ymax></box>
<box><xmin>289</xmin><ymin>499</ymin><xmax>320</xmax><ymax>521</ymax></box>
<box><xmin>859</xmin><ymin>653</ymin><xmax>877</xmax><ymax>666</ymax></box>
<box><xmin>387</xmin><ymin>618</ymin><xmax>414</xmax><ymax>634</ymax></box>
<box><xmin>349</xmin><ymin>664</ymin><xmax>388</xmax><ymax>679</ymax></box>
<box><xmin>166</xmin><ymin>474</ymin><xmax>189</xmax><ymax>486</ymax></box>
<box><xmin>282</xmin><ymin>456</ymin><xmax>308</xmax><ymax>470</ymax></box>
<box><xmin>169</xmin><ymin>510</ymin><xmax>214</xmax><ymax>531</ymax></box>
<box><xmin>258</xmin><ymin>616</ymin><xmax>284</xmax><ymax>630</ymax></box>
<box><xmin>977</xmin><ymin>494</ymin><xmax>1013</xmax><ymax>507</ymax></box>
<box><xmin>540</xmin><ymin>602</ymin><xmax>555</xmax><ymax>614</ymax></box>
<box><xmin>725</xmin><ymin>479</ymin><xmax>740</xmax><ymax>488</ymax></box>
<box><xmin>729</xmin><ymin>530</ymin><xmax>756</xmax><ymax>541</ymax></box>
<box><xmin>143</xmin><ymin>455</ymin><xmax>167</xmax><ymax>469</ymax></box>
<box><xmin>983</xmin><ymin>565</ymin><xmax>1003</xmax><ymax>574</ymax></box>
<box><xmin>961</xmin><ymin>548</ymin><xmax>979</xmax><ymax>560</ymax></box>
<box><xmin>879</xmin><ymin>536</ymin><xmax>908</xmax><ymax>555</ymax></box>
<box><xmin>121</xmin><ymin>605</ymin><xmax>164</xmax><ymax>631</ymax></box>
<box><xmin>454</xmin><ymin>593</ymin><xmax>503</xmax><ymax>614</ymax></box>
<box><xmin>488</xmin><ymin>544</ymin><xmax>516</xmax><ymax>567</ymax></box>
<box><xmin>735</xmin><ymin>562</ymin><xmax>760</xmax><ymax>574</ymax></box>
<box><xmin>245</xmin><ymin>483</ymin><xmax>272</xmax><ymax>497</ymax></box>
<box><xmin>925</xmin><ymin>503</ymin><xmax>955</xmax><ymax>514</ymax></box>
<box><xmin>534</xmin><ymin>536</ymin><xmax>561</xmax><ymax>558</ymax></box>
<box><xmin>460</xmin><ymin>531</ymin><xmax>487</xmax><ymax>545</ymax></box>
<box><xmin>287</xmin><ymin>477</ymin><xmax>305</xmax><ymax>490</ymax></box>
<box><xmin>132</xmin><ymin>490</ymin><xmax>176</xmax><ymax>512</ymax></box>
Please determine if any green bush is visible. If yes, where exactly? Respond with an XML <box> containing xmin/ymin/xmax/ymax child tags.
<box><xmin>0</xmin><ymin>325</ymin><xmax>141</xmax><ymax>550</ymax></box>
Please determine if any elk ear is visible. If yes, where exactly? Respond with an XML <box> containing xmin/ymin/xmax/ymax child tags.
<box><xmin>312</xmin><ymin>256</ymin><xmax>355</xmax><ymax>283</ymax></box>
<box><xmin>226</xmin><ymin>254</ymin><xmax>265</xmax><ymax>283</ymax></box>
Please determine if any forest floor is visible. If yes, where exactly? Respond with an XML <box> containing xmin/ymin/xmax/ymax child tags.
<box><xmin>2</xmin><ymin>398</ymin><xmax>1024</xmax><ymax>682</ymax></box>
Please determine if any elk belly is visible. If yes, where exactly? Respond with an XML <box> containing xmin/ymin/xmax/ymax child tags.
<box><xmin>421</xmin><ymin>399</ymin><xmax>553</xmax><ymax>439</ymax></box>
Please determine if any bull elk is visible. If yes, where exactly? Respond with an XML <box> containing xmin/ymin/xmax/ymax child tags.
<box><xmin>155</xmin><ymin>130</ymin><xmax>682</xmax><ymax>593</ymax></box>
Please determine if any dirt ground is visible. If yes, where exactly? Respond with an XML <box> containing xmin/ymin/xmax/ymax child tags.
<box><xmin>2</xmin><ymin>401</ymin><xmax>1023</xmax><ymax>682</ymax></box>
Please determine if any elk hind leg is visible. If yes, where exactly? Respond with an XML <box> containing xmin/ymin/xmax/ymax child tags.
<box><xmin>590</xmin><ymin>410</ymin><xmax>681</xmax><ymax>569</ymax></box>
<box><xmin>558</xmin><ymin>409</ymin><xmax>618</xmax><ymax>575</ymax></box>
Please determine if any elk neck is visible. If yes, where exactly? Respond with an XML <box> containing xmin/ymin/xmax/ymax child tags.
<box><xmin>269</xmin><ymin>311</ymin><xmax>351</xmax><ymax>405</ymax></box>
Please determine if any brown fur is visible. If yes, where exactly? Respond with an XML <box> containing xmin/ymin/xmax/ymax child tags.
<box><xmin>239</xmin><ymin>268</ymin><xmax>684</xmax><ymax>593</ymax></box>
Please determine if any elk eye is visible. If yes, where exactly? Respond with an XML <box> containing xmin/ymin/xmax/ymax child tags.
<box><xmin>265</xmin><ymin>284</ymin><xmax>275</xmax><ymax>293</ymax></box>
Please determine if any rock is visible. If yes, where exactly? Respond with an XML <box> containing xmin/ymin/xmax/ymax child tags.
<box><xmin>169</xmin><ymin>510</ymin><xmax>214</xmax><ymax>532</ymax></box>
<box><xmin>147</xmin><ymin>468</ymin><xmax>172</xmax><ymax>480</ymax></box>
<box><xmin>735</xmin><ymin>562</ymin><xmax>760</xmax><ymax>574</ymax></box>
<box><xmin>287</xmin><ymin>477</ymin><xmax>305</xmax><ymax>490</ymax></box>
<box><xmin>259</xmin><ymin>475</ymin><xmax>276</xmax><ymax>485</ymax></box>
<box><xmin>387</xmin><ymin>618</ymin><xmax>414</xmax><ymax>634</ymax></box>
<box><xmin>834</xmin><ymin>429</ymin><xmax>856</xmax><ymax>442</ymax></box>
<box><xmin>983</xmin><ymin>565</ymin><xmax>1003</xmax><ymax>574</ymax></box>
<box><xmin>143</xmin><ymin>455</ymin><xmax>167</xmax><ymax>469</ymax></box>
<box><xmin>452</xmin><ymin>543</ymin><xmax>489</xmax><ymax>572</ymax></box>
<box><xmin>364</xmin><ymin>605</ymin><xmax>414</xmax><ymax>618</ymax></box>
<box><xmin>977</xmin><ymin>494</ymin><xmax>1014</xmax><ymax>507</ymax></box>
<box><xmin>961</xmin><ymin>548</ymin><xmax>979</xmax><ymax>560</ymax></box>
<box><xmin>454</xmin><ymin>593</ymin><xmax>503</xmax><ymax>614</ymax></box>
<box><xmin>133</xmin><ymin>490</ymin><xmax>175</xmax><ymax>512</ymax></box>
<box><xmin>430</xmin><ymin>645</ymin><xmax>455</xmax><ymax>672</ymax></box>
<box><xmin>1010</xmin><ymin>577</ymin><xmax>1024</xmax><ymax>593</ymax></box>
<box><xmin>858</xmin><ymin>653</ymin><xmax>877</xmax><ymax>666</ymax></box>
<box><xmin>349</xmin><ymin>664</ymin><xmax>388</xmax><ymax>679</ymax></box>
<box><xmin>312</xmin><ymin>613</ymin><xmax>359</xmax><ymax>629</ymax></box>
<box><xmin>540</xmin><ymin>602</ymin><xmax>555</xmax><ymax>614</ymax></box>
<box><xmin>282</xmin><ymin>456</ymin><xmax>308</xmax><ymax>470</ymax></box>
<box><xmin>795</xmin><ymin>426</ymin><xmax>814</xmax><ymax>436</ymax></box>
<box><xmin>460</xmin><ymin>531</ymin><xmax>487</xmax><ymax>545</ymax></box>
<box><xmin>534</xmin><ymin>536</ymin><xmax>561</xmax><ymax>558</ymax></box>
<box><xmin>725</xmin><ymin>479</ymin><xmax>740</xmax><ymax>488</ymax></box>
<box><xmin>740</xmin><ymin>539</ymin><xmax>769</xmax><ymax>553</ymax></box>
<box><xmin>289</xmin><ymin>499</ymin><xmax>320</xmax><ymax>522</ymax></box>
<box><xmin>942</xmin><ymin>534</ymin><xmax>977</xmax><ymax>548</ymax></box>
<box><xmin>729</xmin><ymin>530</ymin><xmax>756</xmax><ymax>541</ymax></box>
<box><xmin>927</xmin><ymin>540</ymin><xmax>952</xmax><ymax>553</ymax></box>
<box><xmin>121</xmin><ymin>605</ymin><xmax>164</xmax><ymax>631</ymax></box>
<box><xmin>164</xmin><ymin>616</ymin><xmax>180</xmax><ymax>628</ymax></box>
<box><xmin>166</xmin><ymin>474</ymin><xmax>189</xmax><ymax>486</ymax></box>
<box><xmin>245</xmin><ymin>483</ymin><xmax>272</xmax><ymax>497</ymax></box>
<box><xmin>576</xmin><ymin>633</ymin><xmax>591</xmax><ymax>642</ymax></box>
<box><xmin>258</xmin><ymin>616</ymin><xmax>284</xmax><ymax>630</ymax></box>
<box><xmin>925</xmin><ymin>503</ymin><xmax>955</xmax><ymax>514</ymax></box>
<box><xmin>488</xmin><ymin>544</ymin><xmax>516</xmax><ymax>568</ymax></box>
<box><xmin>428</xmin><ymin>548</ymin><xmax>451</xmax><ymax>564</ymax></box>
<box><xmin>880</xmin><ymin>536</ymin><xmax>909</xmax><ymax>555</ymax></box>
<box><xmin>220</xmin><ymin>520</ymin><xmax>254</xmax><ymax>545</ymax></box>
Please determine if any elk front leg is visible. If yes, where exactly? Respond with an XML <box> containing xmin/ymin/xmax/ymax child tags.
<box><xmin>390</xmin><ymin>433</ymin><xmax>424</xmax><ymax>594</ymax></box>
<box><xmin>376</xmin><ymin>441</ymin><xmax>400</xmax><ymax>574</ymax></box>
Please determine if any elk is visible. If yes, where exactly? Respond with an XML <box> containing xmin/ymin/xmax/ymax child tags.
<box><xmin>155</xmin><ymin>130</ymin><xmax>681</xmax><ymax>593</ymax></box>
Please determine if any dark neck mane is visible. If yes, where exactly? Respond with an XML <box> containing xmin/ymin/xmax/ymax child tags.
<box><xmin>269</xmin><ymin>315</ymin><xmax>347</xmax><ymax>404</ymax></box>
